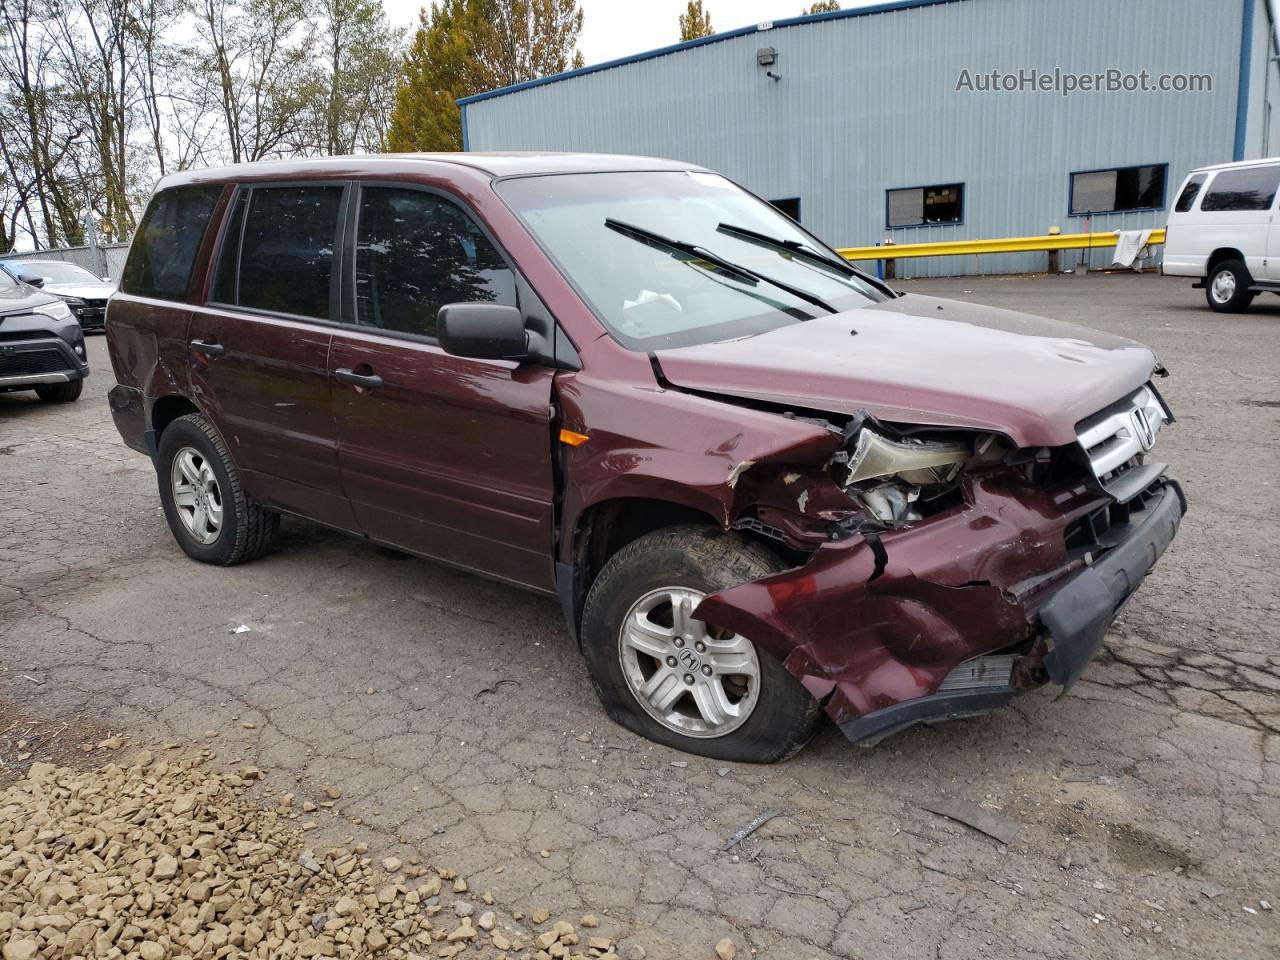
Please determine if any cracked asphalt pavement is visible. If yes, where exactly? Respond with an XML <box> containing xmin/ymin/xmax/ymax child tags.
<box><xmin>2</xmin><ymin>273</ymin><xmax>1278</xmax><ymax>959</ymax></box>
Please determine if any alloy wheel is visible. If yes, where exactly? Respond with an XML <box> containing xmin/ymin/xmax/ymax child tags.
<box><xmin>170</xmin><ymin>447</ymin><xmax>224</xmax><ymax>545</ymax></box>
<box><xmin>617</xmin><ymin>586</ymin><xmax>761</xmax><ymax>738</ymax></box>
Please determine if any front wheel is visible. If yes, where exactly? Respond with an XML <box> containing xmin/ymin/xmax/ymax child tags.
<box><xmin>1206</xmin><ymin>259</ymin><xmax>1255</xmax><ymax>312</ymax></box>
<box><xmin>580</xmin><ymin>526</ymin><xmax>822</xmax><ymax>763</ymax></box>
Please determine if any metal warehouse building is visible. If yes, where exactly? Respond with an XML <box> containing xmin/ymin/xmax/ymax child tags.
<box><xmin>460</xmin><ymin>0</ymin><xmax>1280</xmax><ymax>276</ymax></box>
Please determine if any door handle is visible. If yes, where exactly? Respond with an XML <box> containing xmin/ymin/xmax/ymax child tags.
<box><xmin>335</xmin><ymin>367</ymin><xmax>384</xmax><ymax>389</ymax></box>
<box><xmin>190</xmin><ymin>339</ymin><xmax>225</xmax><ymax>357</ymax></box>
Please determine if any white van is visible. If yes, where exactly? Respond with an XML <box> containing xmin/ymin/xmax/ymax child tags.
<box><xmin>1163</xmin><ymin>157</ymin><xmax>1280</xmax><ymax>312</ymax></box>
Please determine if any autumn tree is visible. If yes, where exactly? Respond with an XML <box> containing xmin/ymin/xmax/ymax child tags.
<box><xmin>387</xmin><ymin>1</ymin><xmax>483</xmax><ymax>152</ymax></box>
<box><xmin>388</xmin><ymin>0</ymin><xmax>583</xmax><ymax>153</ymax></box>
<box><xmin>803</xmin><ymin>0</ymin><xmax>840</xmax><ymax>13</ymax></box>
<box><xmin>678</xmin><ymin>0</ymin><xmax>712</xmax><ymax>41</ymax></box>
<box><xmin>476</xmin><ymin>0</ymin><xmax>584</xmax><ymax>88</ymax></box>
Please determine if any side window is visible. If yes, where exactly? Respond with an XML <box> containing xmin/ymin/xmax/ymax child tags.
<box><xmin>1174</xmin><ymin>174</ymin><xmax>1206</xmax><ymax>213</ymax></box>
<box><xmin>1200</xmin><ymin>166</ymin><xmax>1280</xmax><ymax>212</ymax></box>
<box><xmin>236</xmin><ymin>186</ymin><xmax>343</xmax><ymax>319</ymax></box>
<box><xmin>355</xmin><ymin>186</ymin><xmax>517</xmax><ymax>339</ymax></box>
<box><xmin>121</xmin><ymin>185</ymin><xmax>222</xmax><ymax>300</ymax></box>
<box><xmin>210</xmin><ymin>190</ymin><xmax>247</xmax><ymax>304</ymax></box>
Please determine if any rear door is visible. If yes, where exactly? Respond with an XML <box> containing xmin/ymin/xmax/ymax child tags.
<box><xmin>328</xmin><ymin>183</ymin><xmax>557</xmax><ymax>591</ymax></box>
<box><xmin>187</xmin><ymin>182</ymin><xmax>359</xmax><ymax>531</ymax></box>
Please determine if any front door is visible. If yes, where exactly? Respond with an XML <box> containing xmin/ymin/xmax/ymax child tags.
<box><xmin>187</xmin><ymin>183</ymin><xmax>358</xmax><ymax>531</ymax></box>
<box><xmin>329</xmin><ymin>184</ymin><xmax>557</xmax><ymax>590</ymax></box>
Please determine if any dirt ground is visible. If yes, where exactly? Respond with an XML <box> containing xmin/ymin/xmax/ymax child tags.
<box><xmin>1</xmin><ymin>272</ymin><xmax>1277</xmax><ymax>959</ymax></box>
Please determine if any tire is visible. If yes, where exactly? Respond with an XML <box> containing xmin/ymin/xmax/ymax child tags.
<box><xmin>580</xmin><ymin>525</ymin><xmax>822</xmax><ymax>763</ymax></box>
<box><xmin>155</xmin><ymin>413</ymin><xmax>279</xmax><ymax>566</ymax></box>
<box><xmin>1205</xmin><ymin>259</ymin><xmax>1255</xmax><ymax>312</ymax></box>
<box><xmin>34</xmin><ymin>380</ymin><xmax>82</xmax><ymax>403</ymax></box>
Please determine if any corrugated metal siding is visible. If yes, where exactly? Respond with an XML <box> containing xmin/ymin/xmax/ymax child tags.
<box><xmin>467</xmin><ymin>0</ymin><xmax>1256</xmax><ymax>277</ymax></box>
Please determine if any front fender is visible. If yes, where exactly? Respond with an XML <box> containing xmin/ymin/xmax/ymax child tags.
<box><xmin>556</xmin><ymin>371</ymin><xmax>840</xmax><ymax>560</ymax></box>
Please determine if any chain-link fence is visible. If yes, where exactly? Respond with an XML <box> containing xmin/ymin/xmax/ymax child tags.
<box><xmin>1</xmin><ymin>242</ymin><xmax>131</xmax><ymax>281</ymax></box>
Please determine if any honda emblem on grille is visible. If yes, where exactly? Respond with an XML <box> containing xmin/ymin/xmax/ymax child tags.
<box><xmin>1131</xmin><ymin>409</ymin><xmax>1155</xmax><ymax>451</ymax></box>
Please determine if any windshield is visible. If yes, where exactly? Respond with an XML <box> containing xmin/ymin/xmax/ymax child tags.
<box><xmin>496</xmin><ymin>171</ymin><xmax>884</xmax><ymax>349</ymax></box>
<box><xmin>23</xmin><ymin>261</ymin><xmax>100</xmax><ymax>284</ymax></box>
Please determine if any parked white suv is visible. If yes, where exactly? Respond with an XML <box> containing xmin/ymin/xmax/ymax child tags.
<box><xmin>1163</xmin><ymin>158</ymin><xmax>1280</xmax><ymax>312</ymax></box>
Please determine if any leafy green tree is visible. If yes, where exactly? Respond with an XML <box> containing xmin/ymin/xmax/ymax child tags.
<box><xmin>387</xmin><ymin>0</ymin><xmax>483</xmax><ymax>152</ymax></box>
<box><xmin>678</xmin><ymin>0</ymin><xmax>712</xmax><ymax>41</ymax></box>
<box><xmin>803</xmin><ymin>1</ymin><xmax>840</xmax><ymax>13</ymax></box>
<box><xmin>388</xmin><ymin>0</ymin><xmax>583</xmax><ymax>153</ymax></box>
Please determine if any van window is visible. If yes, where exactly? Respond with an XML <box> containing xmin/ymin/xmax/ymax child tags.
<box><xmin>1200</xmin><ymin>166</ymin><xmax>1280</xmax><ymax>212</ymax></box>
<box><xmin>236</xmin><ymin>186</ymin><xmax>343</xmax><ymax>319</ymax></box>
<box><xmin>1174</xmin><ymin>174</ymin><xmax>1206</xmax><ymax>213</ymax></box>
<box><xmin>121</xmin><ymin>185</ymin><xmax>223</xmax><ymax>300</ymax></box>
<box><xmin>354</xmin><ymin>187</ymin><xmax>517</xmax><ymax>339</ymax></box>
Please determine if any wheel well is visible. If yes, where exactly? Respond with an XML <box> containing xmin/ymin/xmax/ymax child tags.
<box><xmin>150</xmin><ymin>395</ymin><xmax>200</xmax><ymax>438</ymax></box>
<box><xmin>567</xmin><ymin>498</ymin><xmax>719</xmax><ymax>639</ymax></box>
<box><xmin>1208</xmin><ymin>248</ymin><xmax>1245</xmax><ymax>271</ymax></box>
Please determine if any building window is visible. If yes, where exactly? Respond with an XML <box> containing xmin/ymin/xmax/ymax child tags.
<box><xmin>886</xmin><ymin>183</ymin><xmax>963</xmax><ymax>228</ymax></box>
<box><xmin>769</xmin><ymin>197</ymin><xmax>801</xmax><ymax>222</ymax></box>
<box><xmin>1199</xmin><ymin>164</ymin><xmax>1280</xmax><ymax>212</ymax></box>
<box><xmin>1069</xmin><ymin>164</ymin><xmax>1166</xmax><ymax>215</ymax></box>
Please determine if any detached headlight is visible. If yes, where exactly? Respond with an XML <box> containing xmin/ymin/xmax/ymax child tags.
<box><xmin>842</xmin><ymin>428</ymin><xmax>970</xmax><ymax>486</ymax></box>
<box><xmin>33</xmin><ymin>300</ymin><xmax>73</xmax><ymax>322</ymax></box>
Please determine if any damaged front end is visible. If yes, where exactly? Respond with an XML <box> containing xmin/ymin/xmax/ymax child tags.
<box><xmin>700</xmin><ymin>387</ymin><xmax>1186</xmax><ymax>746</ymax></box>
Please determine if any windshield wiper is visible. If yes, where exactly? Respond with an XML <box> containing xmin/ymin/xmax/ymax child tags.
<box><xmin>716</xmin><ymin>222</ymin><xmax>858</xmax><ymax>278</ymax></box>
<box><xmin>604</xmin><ymin>218</ymin><xmax>838</xmax><ymax>314</ymax></box>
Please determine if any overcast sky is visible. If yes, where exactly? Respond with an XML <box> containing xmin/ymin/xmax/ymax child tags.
<box><xmin>379</xmin><ymin>1</ymin><xmax>873</xmax><ymax>68</ymax></box>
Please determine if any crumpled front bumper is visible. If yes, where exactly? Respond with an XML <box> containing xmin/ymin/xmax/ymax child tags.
<box><xmin>695</xmin><ymin>472</ymin><xmax>1186</xmax><ymax>746</ymax></box>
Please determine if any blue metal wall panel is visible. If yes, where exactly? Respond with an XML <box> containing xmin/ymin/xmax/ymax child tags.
<box><xmin>466</xmin><ymin>0</ymin><xmax>1261</xmax><ymax>277</ymax></box>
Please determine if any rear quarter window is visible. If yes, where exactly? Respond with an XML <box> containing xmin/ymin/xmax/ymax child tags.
<box><xmin>1199</xmin><ymin>166</ymin><xmax>1280</xmax><ymax>212</ymax></box>
<box><xmin>121</xmin><ymin>185</ymin><xmax>223</xmax><ymax>300</ymax></box>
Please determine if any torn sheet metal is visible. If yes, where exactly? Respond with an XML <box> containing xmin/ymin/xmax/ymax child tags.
<box><xmin>695</xmin><ymin>472</ymin><xmax>1110</xmax><ymax>730</ymax></box>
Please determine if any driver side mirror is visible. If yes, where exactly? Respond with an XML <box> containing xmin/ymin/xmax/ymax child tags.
<box><xmin>438</xmin><ymin>303</ymin><xmax>527</xmax><ymax>360</ymax></box>
<box><xmin>16</xmin><ymin>269</ymin><xmax>44</xmax><ymax>289</ymax></box>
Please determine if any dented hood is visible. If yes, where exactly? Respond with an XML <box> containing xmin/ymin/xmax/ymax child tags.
<box><xmin>654</xmin><ymin>293</ymin><xmax>1158</xmax><ymax>447</ymax></box>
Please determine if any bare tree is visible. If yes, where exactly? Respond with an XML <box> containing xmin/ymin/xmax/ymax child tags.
<box><xmin>194</xmin><ymin>0</ymin><xmax>315</xmax><ymax>163</ymax></box>
<box><xmin>0</xmin><ymin>0</ymin><xmax>85</xmax><ymax>246</ymax></box>
<box><xmin>299</xmin><ymin>0</ymin><xmax>402</xmax><ymax>155</ymax></box>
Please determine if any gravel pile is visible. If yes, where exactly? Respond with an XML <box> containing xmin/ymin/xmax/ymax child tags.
<box><xmin>0</xmin><ymin>750</ymin><xmax>632</xmax><ymax>960</ymax></box>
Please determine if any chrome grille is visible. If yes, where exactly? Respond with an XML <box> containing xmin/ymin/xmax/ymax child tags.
<box><xmin>1076</xmin><ymin>384</ymin><xmax>1167</xmax><ymax>481</ymax></box>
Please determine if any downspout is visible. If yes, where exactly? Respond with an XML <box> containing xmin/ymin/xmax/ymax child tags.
<box><xmin>1235</xmin><ymin>0</ymin><xmax>1256</xmax><ymax>161</ymax></box>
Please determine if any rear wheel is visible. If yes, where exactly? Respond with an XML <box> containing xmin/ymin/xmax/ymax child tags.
<box><xmin>580</xmin><ymin>525</ymin><xmax>822</xmax><ymax>763</ymax></box>
<box><xmin>34</xmin><ymin>380</ymin><xmax>82</xmax><ymax>403</ymax></box>
<box><xmin>1205</xmin><ymin>259</ymin><xmax>1255</xmax><ymax>312</ymax></box>
<box><xmin>156</xmin><ymin>413</ymin><xmax>279</xmax><ymax>565</ymax></box>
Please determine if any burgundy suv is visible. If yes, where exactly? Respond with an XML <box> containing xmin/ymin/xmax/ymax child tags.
<box><xmin>107</xmin><ymin>154</ymin><xmax>1184</xmax><ymax>762</ymax></box>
